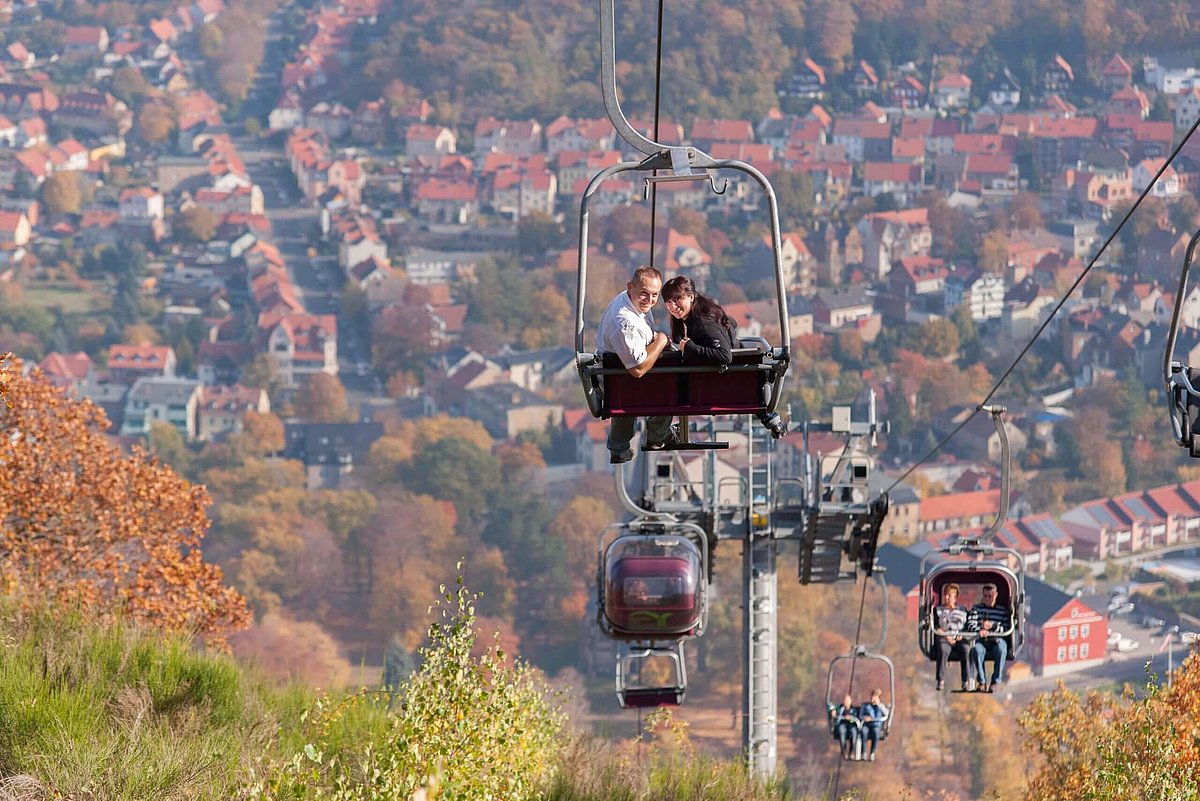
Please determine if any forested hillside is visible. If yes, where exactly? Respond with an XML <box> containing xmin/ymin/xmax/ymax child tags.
<box><xmin>344</xmin><ymin>0</ymin><xmax>1199</xmax><ymax>124</ymax></box>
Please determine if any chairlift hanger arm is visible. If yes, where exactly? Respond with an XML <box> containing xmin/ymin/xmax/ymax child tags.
<box><xmin>1164</xmin><ymin>229</ymin><xmax>1200</xmax><ymax>447</ymax></box>
<box><xmin>574</xmin><ymin>160</ymin><xmax>791</xmax><ymax>354</ymax></box>
<box><xmin>958</xmin><ymin>406</ymin><xmax>1010</xmax><ymax>547</ymax></box>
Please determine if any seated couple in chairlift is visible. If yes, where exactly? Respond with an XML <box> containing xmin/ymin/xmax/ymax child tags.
<box><xmin>933</xmin><ymin>582</ymin><xmax>1010</xmax><ymax>692</ymax></box>
<box><xmin>828</xmin><ymin>689</ymin><xmax>889</xmax><ymax>761</ymax></box>
<box><xmin>596</xmin><ymin>269</ymin><xmax>786</xmax><ymax>464</ymax></box>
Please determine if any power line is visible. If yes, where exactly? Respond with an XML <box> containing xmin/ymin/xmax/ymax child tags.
<box><xmin>830</xmin><ymin>574</ymin><xmax>873</xmax><ymax>800</ymax></box>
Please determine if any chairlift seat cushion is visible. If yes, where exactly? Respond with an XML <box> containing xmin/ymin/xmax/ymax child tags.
<box><xmin>620</xmin><ymin>688</ymin><xmax>684</xmax><ymax>708</ymax></box>
<box><xmin>596</xmin><ymin>348</ymin><xmax>772</xmax><ymax>416</ymax></box>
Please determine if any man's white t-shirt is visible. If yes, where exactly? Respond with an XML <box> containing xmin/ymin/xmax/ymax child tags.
<box><xmin>597</xmin><ymin>290</ymin><xmax>656</xmax><ymax>369</ymax></box>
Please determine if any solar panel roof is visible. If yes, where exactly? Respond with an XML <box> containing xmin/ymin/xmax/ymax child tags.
<box><xmin>1121</xmin><ymin>496</ymin><xmax>1156</xmax><ymax>521</ymax></box>
<box><xmin>1025</xmin><ymin>517</ymin><xmax>1067</xmax><ymax>542</ymax></box>
<box><xmin>1087</xmin><ymin>502</ymin><xmax>1120</xmax><ymax>527</ymax></box>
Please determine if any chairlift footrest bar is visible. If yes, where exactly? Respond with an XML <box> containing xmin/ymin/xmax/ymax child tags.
<box><xmin>641</xmin><ymin>442</ymin><xmax>729</xmax><ymax>452</ymax></box>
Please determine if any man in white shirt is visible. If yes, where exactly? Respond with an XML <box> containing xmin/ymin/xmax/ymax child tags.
<box><xmin>596</xmin><ymin>265</ymin><xmax>675</xmax><ymax>463</ymax></box>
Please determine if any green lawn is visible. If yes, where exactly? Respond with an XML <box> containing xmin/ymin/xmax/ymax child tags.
<box><xmin>21</xmin><ymin>286</ymin><xmax>108</xmax><ymax>314</ymax></box>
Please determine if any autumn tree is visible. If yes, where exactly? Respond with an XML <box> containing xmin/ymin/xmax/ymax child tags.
<box><xmin>813</xmin><ymin>0</ymin><xmax>857</xmax><ymax>69</ymax></box>
<box><xmin>109</xmin><ymin>65</ymin><xmax>149</xmax><ymax>105</ymax></box>
<box><xmin>41</xmin><ymin>171</ymin><xmax>83</xmax><ymax>215</ymax></box>
<box><xmin>0</xmin><ymin>364</ymin><xmax>249</xmax><ymax>644</ymax></box>
<box><xmin>175</xmin><ymin>206</ymin><xmax>218</xmax><ymax>243</ymax></box>
<box><xmin>517</xmin><ymin>210</ymin><xmax>565</xmax><ymax>258</ymax></box>
<box><xmin>241</xmin><ymin>410</ymin><xmax>285</xmax><ymax>454</ymax></box>
<box><xmin>1070</xmin><ymin>406</ymin><xmax>1127</xmax><ymax>495</ymax></box>
<box><xmin>771</xmin><ymin>170</ymin><xmax>815</xmax><ymax>230</ymax></box>
<box><xmin>241</xmin><ymin>353</ymin><xmax>283</xmax><ymax>400</ymax></box>
<box><xmin>1020</xmin><ymin>654</ymin><xmax>1200</xmax><ymax>800</ymax></box>
<box><xmin>1009</xmin><ymin>192</ymin><xmax>1044</xmax><ymax>231</ymax></box>
<box><xmin>913</xmin><ymin>318</ymin><xmax>961</xmax><ymax>359</ymax></box>
<box><xmin>978</xmin><ymin>229</ymin><xmax>1010</xmax><ymax>274</ymax></box>
<box><xmin>294</xmin><ymin>372</ymin><xmax>353</xmax><ymax>423</ymax></box>
<box><xmin>366</xmin><ymin>493</ymin><xmax>459</xmax><ymax>647</ymax></box>
<box><xmin>216</xmin><ymin>483</ymin><xmax>342</xmax><ymax>615</ymax></box>
<box><xmin>137</xmin><ymin>101</ymin><xmax>176</xmax><ymax>144</ymax></box>
<box><xmin>402</xmin><ymin>437</ymin><xmax>501</xmax><ymax>522</ymax></box>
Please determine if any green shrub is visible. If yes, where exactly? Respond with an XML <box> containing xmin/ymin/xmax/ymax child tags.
<box><xmin>249</xmin><ymin>574</ymin><xmax>565</xmax><ymax>800</ymax></box>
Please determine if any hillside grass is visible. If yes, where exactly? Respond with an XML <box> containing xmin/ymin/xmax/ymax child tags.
<box><xmin>0</xmin><ymin>599</ymin><xmax>311</xmax><ymax>800</ymax></box>
<box><xmin>0</xmin><ymin>592</ymin><xmax>795</xmax><ymax>801</ymax></box>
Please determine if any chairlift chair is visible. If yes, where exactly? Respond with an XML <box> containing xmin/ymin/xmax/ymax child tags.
<box><xmin>616</xmin><ymin>641</ymin><xmax>687</xmax><ymax>708</ymax></box>
<box><xmin>1163</xmin><ymin>229</ymin><xmax>1200</xmax><ymax>456</ymax></box>
<box><xmin>825</xmin><ymin>647</ymin><xmax>896</xmax><ymax>760</ymax></box>
<box><xmin>824</xmin><ymin>571</ymin><xmax>896</xmax><ymax>759</ymax></box>
<box><xmin>916</xmin><ymin>407</ymin><xmax>1026</xmax><ymax>668</ymax></box>
<box><xmin>573</xmin><ymin>0</ymin><xmax>790</xmax><ymax>430</ymax></box>
<box><xmin>597</xmin><ymin>520</ymin><xmax>708</xmax><ymax>641</ymax></box>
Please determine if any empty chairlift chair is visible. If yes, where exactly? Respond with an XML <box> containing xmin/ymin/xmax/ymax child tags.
<box><xmin>1164</xmin><ymin>229</ymin><xmax>1200</xmax><ymax>456</ymax></box>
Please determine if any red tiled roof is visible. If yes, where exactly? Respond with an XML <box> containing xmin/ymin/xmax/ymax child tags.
<box><xmin>863</xmin><ymin>162</ymin><xmax>921</xmax><ymax>182</ymax></box>
<box><xmin>38</xmin><ymin>350</ymin><xmax>92</xmax><ymax>381</ymax></box>
<box><xmin>108</xmin><ymin>344</ymin><xmax>173</xmax><ymax>370</ymax></box>
<box><xmin>920</xmin><ymin>489</ymin><xmax>1002</xmax><ymax>522</ymax></box>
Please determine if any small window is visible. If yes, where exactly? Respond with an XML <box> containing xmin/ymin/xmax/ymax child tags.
<box><xmin>1058</xmin><ymin>627</ymin><xmax>1066</xmax><ymax>642</ymax></box>
<box><xmin>1080</xmin><ymin>643</ymin><xmax>1089</xmax><ymax>658</ymax></box>
<box><xmin>1069</xmin><ymin>625</ymin><xmax>1078</xmax><ymax>640</ymax></box>
<box><xmin>1056</xmin><ymin>646</ymin><xmax>1066</xmax><ymax>662</ymax></box>
<box><xmin>1068</xmin><ymin>644</ymin><xmax>1078</xmax><ymax>660</ymax></box>
<box><xmin>1081</xmin><ymin>624</ymin><xmax>1090</xmax><ymax>638</ymax></box>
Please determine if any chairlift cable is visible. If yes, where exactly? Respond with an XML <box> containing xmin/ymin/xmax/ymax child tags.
<box><xmin>881</xmin><ymin>114</ymin><xmax>1200</xmax><ymax>498</ymax></box>
<box><xmin>830</xmin><ymin>575</ymin><xmax>873</xmax><ymax>800</ymax></box>
<box><xmin>647</xmin><ymin>0</ymin><xmax>666</xmax><ymax>271</ymax></box>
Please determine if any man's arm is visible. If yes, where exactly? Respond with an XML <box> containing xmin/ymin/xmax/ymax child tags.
<box><xmin>626</xmin><ymin>331</ymin><xmax>669</xmax><ymax>378</ymax></box>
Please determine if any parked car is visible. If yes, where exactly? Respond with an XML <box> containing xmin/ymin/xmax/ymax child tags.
<box><xmin>1116</xmin><ymin>638</ymin><xmax>1140</xmax><ymax>653</ymax></box>
<box><xmin>1110</xmin><ymin>602</ymin><xmax>1135</xmax><ymax>616</ymax></box>
<box><xmin>1181</xmin><ymin>631</ymin><xmax>1199</xmax><ymax>644</ymax></box>
<box><xmin>1107</xmin><ymin>594</ymin><xmax>1130</xmax><ymax>610</ymax></box>
<box><xmin>1142</xmin><ymin>616</ymin><xmax>1166</xmax><ymax>629</ymax></box>
<box><xmin>1107</xmin><ymin>631</ymin><xmax>1123</xmax><ymax>647</ymax></box>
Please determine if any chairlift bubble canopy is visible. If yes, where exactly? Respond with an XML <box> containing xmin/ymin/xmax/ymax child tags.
<box><xmin>601</xmin><ymin>532</ymin><xmax>706</xmax><ymax>640</ymax></box>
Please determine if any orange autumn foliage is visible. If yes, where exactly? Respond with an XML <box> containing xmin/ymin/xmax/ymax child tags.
<box><xmin>0</xmin><ymin>362</ymin><xmax>250</xmax><ymax>645</ymax></box>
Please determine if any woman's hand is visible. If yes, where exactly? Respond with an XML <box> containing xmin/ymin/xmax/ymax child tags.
<box><xmin>678</xmin><ymin>337</ymin><xmax>689</xmax><ymax>352</ymax></box>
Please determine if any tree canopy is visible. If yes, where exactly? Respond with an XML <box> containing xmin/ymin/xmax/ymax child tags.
<box><xmin>0</xmin><ymin>363</ymin><xmax>249</xmax><ymax>644</ymax></box>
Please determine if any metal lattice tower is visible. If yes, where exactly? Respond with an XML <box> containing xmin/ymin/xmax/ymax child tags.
<box><xmin>743</xmin><ymin>423</ymin><xmax>777</xmax><ymax>777</ymax></box>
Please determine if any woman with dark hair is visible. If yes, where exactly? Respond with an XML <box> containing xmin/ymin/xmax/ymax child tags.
<box><xmin>660</xmin><ymin>275</ymin><xmax>736</xmax><ymax>365</ymax></box>
<box><xmin>661</xmin><ymin>276</ymin><xmax>786</xmax><ymax>437</ymax></box>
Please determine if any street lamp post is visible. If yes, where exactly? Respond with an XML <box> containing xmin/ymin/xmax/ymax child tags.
<box><xmin>1168</xmin><ymin>625</ymin><xmax>1180</xmax><ymax>687</ymax></box>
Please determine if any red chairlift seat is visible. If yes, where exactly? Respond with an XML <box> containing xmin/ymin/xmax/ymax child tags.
<box><xmin>579</xmin><ymin>338</ymin><xmax>786</xmax><ymax>420</ymax></box>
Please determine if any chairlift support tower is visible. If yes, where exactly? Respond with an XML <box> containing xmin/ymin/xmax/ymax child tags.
<box><xmin>581</xmin><ymin>0</ymin><xmax>884</xmax><ymax>781</ymax></box>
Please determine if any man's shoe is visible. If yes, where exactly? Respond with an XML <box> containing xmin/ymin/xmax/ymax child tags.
<box><xmin>609</xmin><ymin>449</ymin><xmax>634</xmax><ymax>464</ymax></box>
<box><xmin>935</xmin><ymin>680</ymin><xmax>944</xmax><ymax>691</ymax></box>
<box><xmin>869</xmin><ymin>752</ymin><xmax>876</xmax><ymax>762</ymax></box>
<box><xmin>644</xmin><ymin>425</ymin><xmax>680</xmax><ymax>450</ymax></box>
